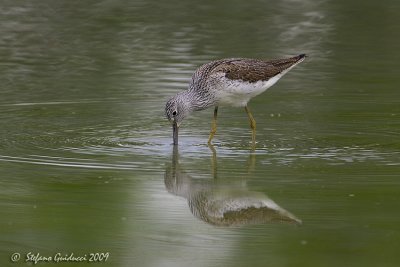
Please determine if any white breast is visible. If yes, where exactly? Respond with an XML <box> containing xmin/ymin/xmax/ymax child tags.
<box><xmin>212</xmin><ymin>72</ymin><xmax>284</xmax><ymax>107</ymax></box>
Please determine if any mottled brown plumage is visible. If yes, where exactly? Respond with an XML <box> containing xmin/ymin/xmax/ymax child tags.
<box><xmin>204</xmin><ymin>54</ymin><xmax>306</xmax><ymax>83</ymax></box>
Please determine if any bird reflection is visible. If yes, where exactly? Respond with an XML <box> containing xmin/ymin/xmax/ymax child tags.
<box><xmin>164</xmin><ymin>145</ymin><xmax>301</xmax><ymax>227</ymax></box>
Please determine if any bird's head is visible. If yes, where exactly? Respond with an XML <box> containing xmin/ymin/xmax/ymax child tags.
<box><xmin>165</xmin><ymin>94</ymin><xmax>191</xmax><ymax>145</ymax></box>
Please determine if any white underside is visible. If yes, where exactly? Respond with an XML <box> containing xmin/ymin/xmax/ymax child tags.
<box><xmin>213</xmin><ymin>62</ymin><xmax>301</xmax><ymax>107</ymax></box>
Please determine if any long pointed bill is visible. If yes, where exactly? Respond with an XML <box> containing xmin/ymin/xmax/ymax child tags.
<box><xmin>172</xmin><ymin>121</ymin><xmax>179</xmax><ymax>145</ymax></box>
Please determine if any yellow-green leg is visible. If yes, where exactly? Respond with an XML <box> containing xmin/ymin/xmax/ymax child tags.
<box><xmin>208</xmin><ymin>106</ymin><xmax>218</xmax><ymax>144</ymax></box>
<box><xmin>245</xmin><ymin>106</ymin><xmax>256</xmax><ymax>145</ymax></box>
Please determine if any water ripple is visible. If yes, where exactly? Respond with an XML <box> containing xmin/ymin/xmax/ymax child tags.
<box><xmin>0</xmin><ymin>154</ymin><xmax>139</xmax><ymax>170</ymax></box>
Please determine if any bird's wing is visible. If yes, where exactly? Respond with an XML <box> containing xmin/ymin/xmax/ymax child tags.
<box><xmin>214</xmin><ymin>55</ymin><xmax>304</xmax><ymax>83</ymax></box>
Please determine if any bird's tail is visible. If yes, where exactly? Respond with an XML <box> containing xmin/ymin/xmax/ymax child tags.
<box><xmin>269</xmin><ymin>54</ymin><xmax>307</xmax><ymax>72</ymax></box>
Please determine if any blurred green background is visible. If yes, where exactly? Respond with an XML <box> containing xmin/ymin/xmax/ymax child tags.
<box><xmin>1</xmin><ymin>0</ymin><xmax>399</xmax><ymax>266</ymax></box>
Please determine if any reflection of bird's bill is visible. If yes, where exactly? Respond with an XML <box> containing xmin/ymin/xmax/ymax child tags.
<box><xmin>173</xmin><ymin>121</ymin><xmax>179</xmax><ymax>145</ymax></box>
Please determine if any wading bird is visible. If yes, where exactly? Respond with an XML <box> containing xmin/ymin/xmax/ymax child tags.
<box><xmin>165</xmin><ymin>54</ymin><xmax>306</xmax><ymax>145</ymax></box>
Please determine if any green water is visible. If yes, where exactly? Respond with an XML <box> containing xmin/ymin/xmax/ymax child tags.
<box><xmin>1</xmin><ymin>0</ymin><xmax>399</xmax><ymax>266</ymax></box>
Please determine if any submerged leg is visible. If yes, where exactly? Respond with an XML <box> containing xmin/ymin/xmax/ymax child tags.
<box><xmin>208</xmin><ymin>106</ymin><xmax>218</xmax><ymax>144</ymax></box>
<box><xmin>245</xmin><ymin>106</ymin><xmax>256</xmax><ymax>145</ymax></box>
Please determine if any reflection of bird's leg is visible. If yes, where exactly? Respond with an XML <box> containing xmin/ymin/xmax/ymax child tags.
<box><xmin>247</xmin><ymin>151</ymin><xmax>256</xmax><ymax>175</ymax></box>
<box><xmin>245</xmin><ymin>106</ymin><xmax>256</xmax><ymax>147</ymax></box>
<box><xmin>208</xmin><ymin>106</ymin><xmax>218</xmax><ymax>144</ymax></box>
<box><xmin>208</xmin><ymin>143</ymin><xmax>217</xmax><ymax>179</ymax></box>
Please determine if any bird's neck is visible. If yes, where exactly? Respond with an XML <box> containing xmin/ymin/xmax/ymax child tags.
<box><xmin>179</xmin><ymin>89</ymin><xmax>206</xmax><ymax>112</ymax></box>
<box><xmin>180</xmin><ymin>89</ymin><xmax>212</xmax><ymax>111</ymax></box>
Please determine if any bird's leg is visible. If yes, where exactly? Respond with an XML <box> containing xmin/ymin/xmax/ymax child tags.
<box><xmin>208</xmin><ymin>106</ymin><xmax>218</xmax><ymax>144</ymax></box>
<box><xmin>245</xmin><ymin>106</ymin><xmax>256</xmax><ymax>146</ymax></box>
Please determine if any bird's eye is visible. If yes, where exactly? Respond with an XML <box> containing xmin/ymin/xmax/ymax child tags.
<box><xmin>172</xmin><ymin>110</ymin><xmax>177</xmax><ymax>116</ymax></box>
